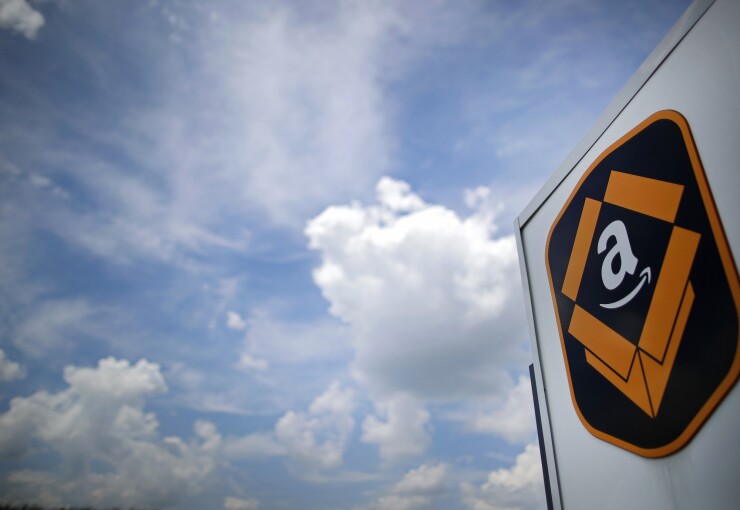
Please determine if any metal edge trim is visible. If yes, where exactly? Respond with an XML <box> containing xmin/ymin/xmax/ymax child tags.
<box><xmin>515</xmin><ymin>217</ymin><xmax>564</xmax><ymax>509</ymax></box>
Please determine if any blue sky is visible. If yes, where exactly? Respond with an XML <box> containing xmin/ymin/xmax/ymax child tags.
<box><xmin>0</xmin><ymin>1</ymin><xmax>690</xmax><ymax>508</ymax></box>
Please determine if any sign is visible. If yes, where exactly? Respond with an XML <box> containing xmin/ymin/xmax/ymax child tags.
<box><xmin>545</xmin><ymin>110</ymin><xmax>740</xmax><ymax>457</ymax></box>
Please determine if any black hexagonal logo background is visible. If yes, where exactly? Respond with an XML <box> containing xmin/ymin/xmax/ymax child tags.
<box><xmin>546</xmin><ymin>110</ymin><xmax>740</xmax><ymax>457</ymax></box>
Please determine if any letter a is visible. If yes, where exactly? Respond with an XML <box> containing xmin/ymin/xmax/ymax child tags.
<box><xmin>597</xmin><ymin>220</ymin><xmax>638</xmax><ymax>290</ymax></box>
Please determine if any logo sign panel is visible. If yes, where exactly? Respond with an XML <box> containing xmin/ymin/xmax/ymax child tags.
<box><xmin>546</xmin><ymin>110</ymin><xmax>740</xmax><ymax>457</ymax></box>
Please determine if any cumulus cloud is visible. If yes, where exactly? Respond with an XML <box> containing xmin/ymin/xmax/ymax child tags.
<box><xmin>393</xmin><ymin>463</ymin><xmax>447</xmax><ymax>495</ymax></box>
<box><xmin>361</xmin><ymin>394</ymin><xmax>431</xmax><ymax>461</ymax></box>
<box><xmin>306</xmin><ymin>177</ymin><xmax>528</xmax><ymax>401</ymax></box>
<box><xmin>0</xmin><ymin>349</ymin><xmax>25</xmax><ymax>381</ymax></box>
<box><xmin>461</xmin><ymin>444</ymin><xmax>545</xmax><ymax>510</ymax></box>
<box><xmin>0</xmin><ymin>357</ymin><xmax>220</xmax><ymax>508</ymax></box>
<box><xmin>275</xmin><ymin>381</ymin><xmax>356</xmax><ymax>471</ymax></box>
<box><xmin>5</xmin><ymin>470</ymin><xmax>63</xmax><ymax>508</ymax></box>
<box><xmin>470</xmin><ymin>375</ymin><xmax>536</xmax><ymax>444</ymax></box>
<box><xmin>0</xmin><ymin>357</ymin><xmax>166</xmax><ymax>459</ymax></box>
<box><xmin>0</xmin><ymin>0</ymin><xmax>43</xmax><ymax>39</ymax></box>
<box><xmin>356</xmin><ymin>463</ymin><xmax>447</xmax><ymax>510</ymax></box>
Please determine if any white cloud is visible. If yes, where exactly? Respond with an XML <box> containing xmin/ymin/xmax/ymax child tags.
<box><xmin>461</xmin><ymin>443</ymin><xmax>545</xmax><ymax>510</ymax></box>
<box><xmin>0</xmin><ymin>349</ymin><xmax>25</xmax><ymax>381</ymax></box>
<box><xmin>5</xmin><ymin>470</ymin><xmax>63</xmax><ymax>508</ymax></box>
<box><xmin>224</xmin><ymin>496</ymin><xmax>260</xmax><ymax>510</ymax></box>
<box><xmin>375</xmin><ymin>177</ymin><xmax>426</xmax><ymax>213</ymax></box>
<box><xmin>306</xmin><ymin>177</ymin><xmax>528</xmax><ymax>401</ymax></box>
<box><xmin>361</xmin><ymin>394</ymin><xmax>430</xmax><ymax>461</ymax></box>
<box><xmin>167</xmin><ymin>361</ymin><xmax>207</xmax><ymax>391</ymax></box>
<box><xmin>63</xmin><ymin>357</ymin><xmax>167</xmax><ymax>400</ymax></box>
<box><xmin>236</xmin><ymin>353</ymin><xmax>269</xmax><ymax>372</ymax></box>
<box><xmin>0</xmin><ymin>0</ymin><xmax>43</xmax><ymax>39</ymax></box>
<box><xmin>227</xmin><ymin>310</ymin><xmax>247</xmax><ymax>331</ymax></box>
<box><xmin>204</xmin><ymin>2</ymin><xmax>397</xmax><ymax>227</ymax></box>
<box><xmin>393</xmin><ymin>463</ymin><xmax>447</xmax><ymax>496</ymax></box>
<box><xmin>470</xmin><ymin>375</ymin><xmax>536</xmax><ymax>444</ymax></box>
<box><xmin>0</xmin><ymin>357</ymin><xmax>221</xmax><ymax>508</ymax></box>
<box><xmin>240</xmin><ymin>306</ymin><xmax>351</xmax><ymax>365</ymax></box>
<box><xmin>0</xmin><ymin>361</ymin><xmax>294</xmax><ymax>507</ymax></box>
<box><xmin>222</xmin><ymin>432</ymin><xmax>286</xmax><ymax>459</ymax></box>
<box><xmin>37</xmin><ymin>170</ymin><xmax>243</xmax><ymax>269</ymax></box>
<box><xmin>0</xmin><ymin>0</ymin><xmax>402</xmax><ymax>271</ymax></box>
<box><xmin>275</xmin><ymin>381</ymin><xmax>356</xmax><ymax>471</ymax></box>
<box><xmin>10</xmin><ymin>298</ymin><xmax>117</xmax><ymax>359</ymax></box>
<box><xmin>0</xmin><ymin>357</ymin><xmax>169</xmax><ymax>460</ymax></box>
<box><xmin>356</xmin><ymin>463</ymin><xmax>448</xmax><ymax>510</ymax></box>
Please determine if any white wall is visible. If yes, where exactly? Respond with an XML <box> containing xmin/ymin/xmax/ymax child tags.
<box><xmin>519</xmin><ymin>0</ymin><xmax>740</xmax><ymax>508</ymax></box>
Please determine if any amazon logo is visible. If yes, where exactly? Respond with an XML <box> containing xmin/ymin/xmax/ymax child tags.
<box><xmin>596</xmin><ymin>219</ymin><xmax>652</xmax><ymax>310</ymax></box>
<box><xmin>546</xmin><ymin>110</ymin><xmax>740</xmax><ymax>458</ymax></box>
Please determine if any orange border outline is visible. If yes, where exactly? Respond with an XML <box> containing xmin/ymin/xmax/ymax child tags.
<box><xmin>544</xmin><ymin>110</ymin><xmax>740</xmax><ymax>458</ymax></box>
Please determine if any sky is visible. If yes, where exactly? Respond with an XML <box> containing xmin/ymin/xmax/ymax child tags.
<box><xmin>0</xmin><ymin>1</ymin><xmax>691</xmax><ymax>509</ymax></box>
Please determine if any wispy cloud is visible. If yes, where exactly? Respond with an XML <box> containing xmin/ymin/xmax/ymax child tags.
<box><xmin>239</xmin><ymin>306</ymin><xmax>351</xmax><ymax>366</ymax></box>
<box><xmin>11</xmin><ymin>298</ymin><xmax>116</xmax><ymax>359</ymax></box>
<box><xmin>0</xmin><ymin>1</ymin><xmax>401</xmax><ymax>272</ymax></box>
